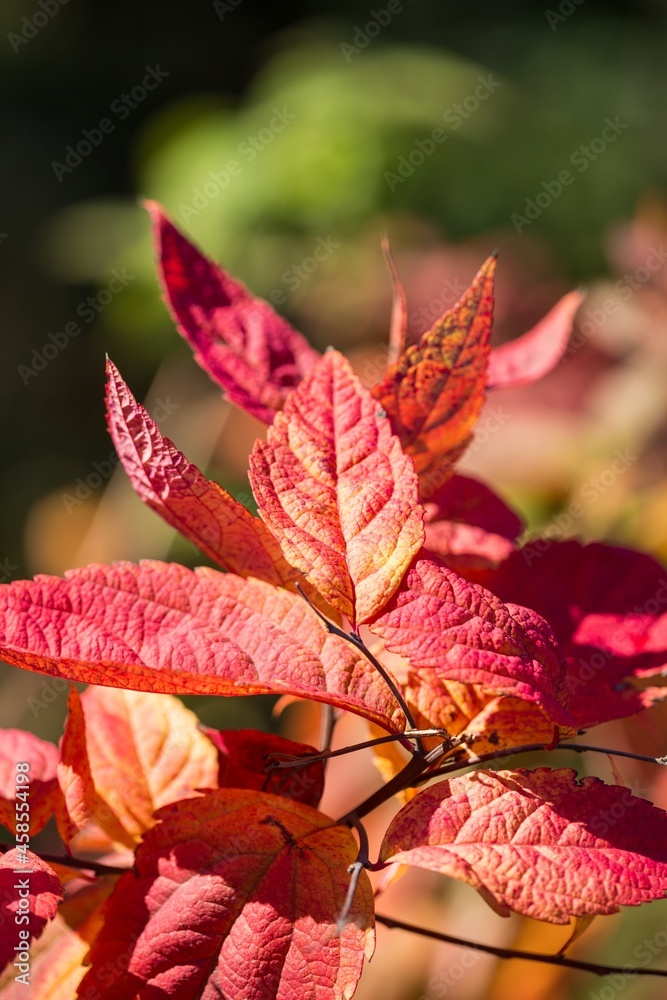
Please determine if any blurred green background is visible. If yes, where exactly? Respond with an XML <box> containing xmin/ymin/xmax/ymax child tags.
<box><xmin>3</xmin><ymin>2</ymin><xmax>667</xmax><ymax>996</ymax></box>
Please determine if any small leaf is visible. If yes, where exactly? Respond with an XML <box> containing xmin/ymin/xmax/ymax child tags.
<box><xmin>249</xmin><ymin>350</ymin><xmax>424</xmax><ymax>626</ymax></box>
<box><xmin>0</xmin><ymin>561</ymin><xmax>404</xmax><ymax>732</ymax></box>
<box><xmin>77</xmin><ymin>789</ymin><xmax>374</xmax><ymax>1000</ymax></box>
<box><xmin>147</xmin><ymin>201</ymin><xmax>320</xmax><ymax>423</ymax></box>
<box><xmin>0</xmin><ymin>731</ymin><xmax>60</xmax><ymax>836</ymax></box>
<box><xmin>56</xmin><ymin>687</ymin><xmax>96</xmax><ymax>842</ymax></box>
<box><xmin>106</xmin><ymin>358</ymin><xmax>299</xmax><ymax>587</ymax></box>
<box><xmin>202</xmin><ymin>728</ymin><xmax>325</xmax><ymax>808</ymax></box>
<box><xmin>487</xmin><ymin>290</ymin><xmax>584</xmax><ymax>389</ymax></box>
<box><xmin>0</xmin><ymin>849</ymin><xmax>63</xmax><ymax>974</ymax></box>
<box><xmin>371</xmin><ymin>556</ymin><xmax>572</xmax><ymax>726</ymax></box>
<box><xmin>372</xmin><ymin>255</ymin><xmax>495</xmax><ymax>488</ymax></box>
<box><xmin>380</xmin><ymin>767</ymin><xmax>667</xmax><ymax>923</ymax></box>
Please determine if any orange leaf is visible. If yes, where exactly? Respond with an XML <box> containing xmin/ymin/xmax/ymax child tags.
<box><xmin>372</xmin><ymin>254</ymin><xmax>495</xmax><ymax>490</ymax></box>
<box><xmin>56</xmin><ymin>687</ymin><xmax>96</xmax><ymax>842</ymax></box>
<box><xmin>249</xmin><ymin>350</ymin><xmax>424</xmax><ymax>626</ymax></box>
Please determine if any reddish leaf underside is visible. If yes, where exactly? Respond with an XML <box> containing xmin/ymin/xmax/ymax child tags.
<box><xmin>0</xmin><ymin>561</ymin><xmax>404</xmax><ymax>732</ymax></box>
<box><xmin>249</xmin><ymin>350</ymin><xmax>424</xmax><ymax>627</ymax></box>
<box><xmin>147</xmin><ymin>201</ymin><xmax>320</xmax><ymax>423</ymax></box>
<box><xmin>106</xmin><ymin>358</ymin><xmax>299</xmax><ymax>588</ymax></box>
<box><xmin>372</xmin><ymin>255</ymin><xmax>495</xmax><ymax>491</ymax></box>
<box><xmin>380</xmin><ymin>768</ymin><xmax>667</xmax><ymax>923</ymax></box>
<box><xmin>370</xmin><ymin>557</ymin><xmax>572</xmax><ymax>727</ymax></box>
<box><xmin>0</xmin><ymin>849</ymin><xmax>63</xmax><ymax>974</ymax></box>
<box><xmin>77</xmin><ymin>789</ymin><xmax>374</xmax><ymax>1000</ymax></box>
<box><xmin>487</xmin><ymin>290</ymin><xmax>583</xmax><ymax>390</ymax></box>
<box><xmin>0</xmin><ymin>730</ymin><xmax>61</xmax><ymax>836</ymax></box>
<box><xmin>485</xmin><ymin>540</ymin><xmax>667</xmax><ymax>728</ymax></box>
<box><xmin>423</xmin><ymin>473</ymin><xmax>524</xmax><ymax>570</ymax></box>
<box><xmin>202</xmin><ymin>727</ymin><xmax>325</xmax><ymax>809</ymax></box>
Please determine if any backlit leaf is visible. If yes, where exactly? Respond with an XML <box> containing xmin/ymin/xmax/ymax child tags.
<box><xmin>0</xmin><ymin>561</ymin><xmax>404</xmax><ymax>732</ymax></box>
<box><xmin>0</xmin><ymin>849</ymin><xmax>63</xmax><ymax>975</ymax></box>
<box><xmin>56</xmin><ymin>687</ymin><xmax>96</xmax><ymax>842</ymax></box>
<box><xmin>371</xmin><ymin>556</ymin><xmax>572</xmax><ymax>726</ymax></box>
<box><xmin>372</xmin><ymin>255</ymin><xmax>495</xmax><ymax>489</ymax></box>
<box><xmin>0</xmin><ymin>730</ymin><xmax>60</xmax><ymax>836</ymax></box>
<box><xmin>147</xmin><ymin>201</ymin><xmax>320</xmax><ymax>423</ymax></box>
<box><xmin>77</xmin><ymin>789</ymin><xmax>374</xmax><ymax>999</ymax></box>
<box><xmin>106</xmin><ymin>358</ymin><xmax>299</xmax><ymax>587</ymax></box>
<box><xmin>249</xmin><ymin>350</ymin><xmax>424</xmax><ymax>626</ymax></box>
<box><xmin>380</xmin><ymin>768</ymin><xmax>667</xmax><ymax>923</ymax></box>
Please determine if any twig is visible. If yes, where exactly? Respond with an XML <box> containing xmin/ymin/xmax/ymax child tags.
<box><xmin>0</xmin><ymin>844</ymin><xmax>130</xmax><ymax>877</ymax></box>
<box><xmin>266</xmin><ymin>729</ymin><xmax>455</xmax><ymax>770</ymax></box>
<box><xmin>375</xmin><ymin>914</ymin><xmax>667</xmax><ymax>978</ymax></box>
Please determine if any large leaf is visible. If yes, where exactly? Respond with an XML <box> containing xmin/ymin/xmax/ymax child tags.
<box><xmin>106</xmin><ymin>358</ymin><xmax>299</xmax><ymax>587</ymax></box>
<box><xmin>380</xmin><ymin>768</ymin><xmax>667</xmax><ymax>923</ymax></box>
<box><xmin>0</xmin><ymin>730</ymin><xmax>61</xmax><ymax>836</ymax></box>
<box><xmin>370</xmin><ymin>556</ymin><xmax>572</xmax><ymax>727</ymax></box>
<box><xmin>249</xmin><ymin>350</ymin><xmax>424</xmax><ymax>627</ymax></box>
<box><xmin>0</xmin><ymin>849</ymin><xmax>63</xmax><ymax>975</ymax></box>
<box><xmin>147</xmin><ymin>201</ymin><xmax>319</xmax><ymax>423</ymax></box>
<box><xmin>487</xmin><ymin>290</ymin><xmax>583</xmax><ymax>389</ymax></box>
<box><xmin>485</xmin><ymin>540</ymin><xmax>667</xmax><ymax>728</ymax></box>
<box><xmin>371</xmin><ymin>255</ymin><xmax>495</xmax><ymax>489</ymax></box>
<box><xmin>77</xmin><ymin>789</ymin><xmax>374</xmax><ymax>999</ymax></box>
<box><xmin>0</xmin><ymin>561</ymin><xmax>404</xmax><ymax>732</ymax></box>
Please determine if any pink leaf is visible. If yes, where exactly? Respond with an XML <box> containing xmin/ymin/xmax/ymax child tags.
<box><xmin>147</xmin><ymin>201</ymin><xmax>320</xmax><ymax>423</ymax></box>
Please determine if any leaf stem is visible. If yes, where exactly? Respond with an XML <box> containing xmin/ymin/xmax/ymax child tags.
<box><xmin>375</xmin><ymin>913</ymin><xmax>667</xmax><ymax>978</ymax></box>
<box><xmin>266</xmin><ymin>729</ymin><xmax>455</xmax><ymax>770</ymax></box>
<box><xmin>0</xmin><ymin>844</ymin><xmax>130</xmax><ymax>877</ymax></box>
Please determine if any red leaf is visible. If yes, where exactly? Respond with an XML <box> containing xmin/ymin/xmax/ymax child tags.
<box><xmin>249</xmin><ymin>350</ymin><xmax>424</xmax><ymax>627</ymax></box>
<box><xmin>487</xmin><ymin>290</ymin><xmax>584</xmax><ymax>390</ymax></box>
<box><xmin>486</xmin><ymin>540</ymin><xmax>667</xmax><ymax>728</ymax></box>
<box><xmin>0</xmin><ymin>561</ymin><xmax>404</xmax><ymax>732</ymax></box>
<box><xmin>370</xmin><ymin>556</ymin><xmax>572</xmax><ymax>726</ymax></box>
<box><xmin>380</xmin><ymin>768</ymin><xmax>667</xmax><ymax>923</ymax></box>
<box><xmin>0</xmin><ymin>849</ymin><xmax>63</xmax><ymax>974</ymax></box>
<box><xmin>106</xmin><ymin>358</ymin><xmax>298</xmax><ymax>587</ymax></box>
<box><xmin>202</xmin><ymin>728</ymin><xmax>325</xmax><ymax>808</ymax></box>
<box><xmin>371</xmin><ymin>255</ymin><xmax>495</xmax><ymax>489</ymax></box>
<box><xmin>0</xmin><ymin>731</ymin><xmax>60</xmax><ymax>836</ymax></box>
<box><xmin>147</xmin><ymin>201</ymin><xmax>319</xmax><ymax>423</ymax></box>
<box><xmin>56</xmin><ymin>687</ymin><xmax>96</xmax><ymax>842</ymax></box>
<box><xmin>423</xmin><ymin>473</ymin><xmax>524</xmax><ymax>570</ymax></box>
<box><xmin>77</xmin><ymin>789</ymin><xmax>374</xmax><ymax>999</ymax></box>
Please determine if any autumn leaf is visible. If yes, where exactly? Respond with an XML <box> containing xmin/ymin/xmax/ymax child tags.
<box><xmin>77</xmin><ymin>789</ymin><xmax>374</xmax><ymax>1000</ymax></box>
<box><xmin>485</xmin><ymin>539</ymin><xmax>667</xmax><ymax>728</ymax></box>
<box><xmin>203</xmin><ymin>728</ymin><xmax>325</xmax><ymax>808</ymax></box>
<box><xmin>372</xmin><ymin>254</ymin><xmax>495</xmax><ymax>489</ymax></box>
<box><xmin>0</xmin><ymin>730</ymin><xmax>61</xmax><ymax>836</ymax></box>
<box><xmin>370</xmin><ymin>556</ymin><xmax>572</xmax><ymax>727</ymax></box>
<box><xmin>147</xmin><ymin>201</ymin><xmax>320</xmax><ymax>423</ymax></box>
<box><xmin>106</xmin><ymin>358</ymin><xmax>299</xmax><ymax>587</ymax></box>
<box><xmin>0</xmin><ymin>561</ymin><xmax>404</xmax><ymax>732</ymax></box>
<box><xmin>487</xmin><ymin>290</ymin><xmax>584</xmax><ymax>389</ymax></box>
<box><xmin>56</xmin><ymin>687</ymin><xmax>96</xmax><ymax>842</ymax></box>
<box><xmin>249</xmin><ymin>350</ymin><xmax>424</xmax><ymax>626</ymax></box>
<box><xmin>423</xmin><ymin>473</ymin><xmax>523</xmax><ymax>571</ymax></box>
<box><xmin>77</xmin><ymin>687</ymin><xmax>219</xmax><ymax>847</ymax></box>
<box><xmin>0</xmin><ymin>849</ymin><xmax>63</xmax><ymax>975</ymax></box>
<box><xmin>380</xmin><ymin>768</ymin><xmax>667</xmax><ymax>923</ymax></box>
